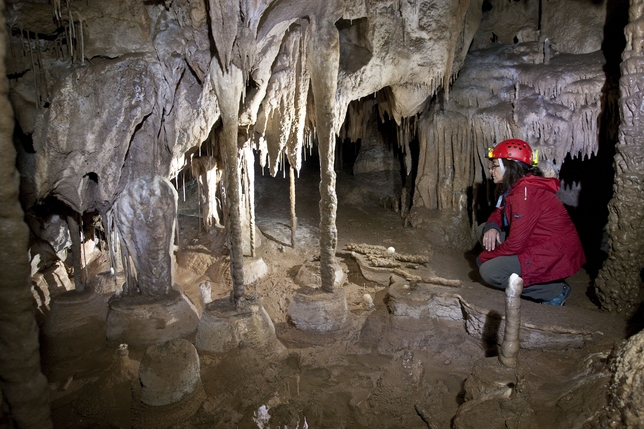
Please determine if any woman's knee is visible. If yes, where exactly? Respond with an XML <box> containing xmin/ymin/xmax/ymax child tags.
<box><xmin>479</xmin><ymin>261</ymin><xmax>498</xmax><ymax>286</ymax></box>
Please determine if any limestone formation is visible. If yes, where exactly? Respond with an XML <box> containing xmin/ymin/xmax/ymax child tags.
<box><xmin>139</xmin><ymin>339</ymin><xmax>202</xmax><ymax>406</ymax></box>
<box><xmin>106</xmin><ymin>289</ymin><xmax>200</xmax><ymax>347</ymax></box>
<box><xmin>607</xmin><ymin>329</ymin><xmax>644</xmax><ymax>427</ymax></box>
<box><xmin>195</xmin><ymin>297</ymin><xmax>284</xmax><ymax>355</ymax></box>
<box><xmin>499</xmin><ymin>274</ymin><xmax>523</xmax><ymax>368</ymax></box>
<box><xmin>0</xmin><ymin>1</ymin><xmax>52</xmax><ymax>425</ymax></box>
<box><xmin>2</xmin><ymin>0</ymin><xmax>644</xmax><ymax>425</ymax></box>
<box><xmin>132</xmin><ymin>339</ymin><xmax>206</xmax><ymax>429</ymax></box>
<box><xmin>113</xmin><ymin>175</ymin><xmax>177</xmax><ymax>296</ymax></box>
<box><xmin>595</xmin><ymin>0</ymin><xmax>644</xmax><ymax>316</ymax></box>
<box><xmin>287</xmin><ymin>287</ymin><xmax>349</xmax><ymax>332</ymax></box>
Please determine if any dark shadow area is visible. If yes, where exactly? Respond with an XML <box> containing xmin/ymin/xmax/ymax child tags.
<box><xmin>626</xmin><ymin>302</ymin><xmax>644</xmax><ymax>338</ymax></box>
<box><xmin>559</xmin><ymin>150</ymin><xmax>613</xmax><ymax>280</ymax></box>
<box><xmin>482</xmin><ymin>310</ymin><xmax>501</xmax><ymax>357</ymax></box>
<box><xmin>336</xmin><ymin>18</ymin><xmax>373</xmax><ymax>74</ymax></box>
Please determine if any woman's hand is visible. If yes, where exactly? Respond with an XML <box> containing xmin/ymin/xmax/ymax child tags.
<box><xmin>483</xmin><ymin>229</ymin><xmax>501</xmax><ymax>252</ymax></box>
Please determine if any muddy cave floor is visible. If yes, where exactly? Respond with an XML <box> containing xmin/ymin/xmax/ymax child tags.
<box><xmin>37</xmin><ymin>170</ymin><xmax>635</xmax><ymax>429</ymax></box>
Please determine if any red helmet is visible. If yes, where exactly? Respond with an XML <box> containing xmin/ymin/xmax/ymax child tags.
<box><xmin>487</xmin><ymin>139</ymin><xmax>537</xmax><ymax>166</ymax></box>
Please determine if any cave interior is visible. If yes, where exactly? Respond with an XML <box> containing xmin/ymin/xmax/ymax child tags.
<box><xmin>1</xmin><ymin>0</ymin><xmax>644</xmax><ymax>428</ymax></box>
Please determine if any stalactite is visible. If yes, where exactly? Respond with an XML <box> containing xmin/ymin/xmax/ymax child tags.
<box><xmin>244</xmin><ymin>145</ymin><xmax>256</xmax><ymax>257</ymax></box>
<box><xmin>289</xmin><ymin>165</ymin><xmax>297</xmax><ymax>248</ymax></box>
<box><xmin>26</xmin><ymin>32</ymin><xmax>40</xmax><ymax>108</ymax></box>
<box><xmin>67</xmin><ymin>212</ymin><xmax>84</xmax><ymax>292</ymax></box>
<box><xmin>53</xmin><ymin>0</ymin><xmax>62</xmax><ymax>22</ymax></box>
<box><xmin>77</xmin><ymin>13</ymin><xmax>84</xmax><ymax>65</ymax></box>
<box><xmin>81</xmin><ymin>216</ymin><xmax>88</xmax><ymax>282</ymax></box>
<box><xmin>209</xmin><ymin>162</ymin><xmax>219</xmax><ymax>227</ymax></box>
<box><xmin>286</xmin><ymin>20</ymin><xmax>311</xmax><ymax>172</ymax></box>
<box><xmin>19</xmin><ymin>27</ymin><xmax>24</xmax><ymax>57</ymax></box>
<box><xmin>102</xmin><ymin>208</ymin><xmax>117</xmax><ymax>274</ymax></box>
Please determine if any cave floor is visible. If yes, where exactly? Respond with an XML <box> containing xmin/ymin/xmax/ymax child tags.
<box><xmin>36</xmin><ymin>169</ymin><xmax>631</xmax><ymax>429</ymax></box>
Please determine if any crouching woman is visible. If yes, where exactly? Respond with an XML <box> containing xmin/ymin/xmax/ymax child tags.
<box><xmin>477</xmin><ymin>139</ymin><xmax>586</xmax><ymax>306</ymax></box>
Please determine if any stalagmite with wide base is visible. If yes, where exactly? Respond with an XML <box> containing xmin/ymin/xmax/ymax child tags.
<box><xmin>106</xmin><ymin>176</ymin><xmax>199</xmax><ymax>348</ymax></box>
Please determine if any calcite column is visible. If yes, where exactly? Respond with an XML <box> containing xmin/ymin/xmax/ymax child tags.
<box><xmin>595</xmin><ymin>0</ymin><xmax>644</xmax><ymax>316</ymax></box>
<box><xmin>0</xmin><ymin>2</ymin><xmax>53</xmax><ymax>426</ymax></box>
<box><xmin>211</xmin><ymin>62</ymin><xmax>245</xmax><ymax>301</ymax></box>
<box><xmin>113</xmin><ymin>176</ymin><xmax>178</xmax><ymax>296</ymax></box>
<box><xmin>308</xmin><ymin>16</ymin><xmax>340</xmax><ymax>293</ymax></box>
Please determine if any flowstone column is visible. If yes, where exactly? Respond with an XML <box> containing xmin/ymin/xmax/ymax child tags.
<box><xmin>0</xmin><ymin>3</ymin><xmax>53</xmax><ymax>426</ymax></box>
<box><xmin>286</xmin><ymin>14</ymin><xmax>349</xmax><ymax>332</ymax></box>
<box><xmin>106</xmin><ymin>175</ymin><xmax>199</xmax><ymax>347</ymax></box>
<box><xmin>595</xmin><ymin>0</ymin><xmax>644</xmax><ymax>316</ymax></box>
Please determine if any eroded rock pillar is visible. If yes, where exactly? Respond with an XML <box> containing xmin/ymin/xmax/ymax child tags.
<box><xmin>308</xmin><ymin>16</ymin><xmax>340</xmax><ymax>293</ymax></box>
<box><xmin>107</xmin><ymin>176</ymin><xmax>199</xmax><ymax>347</ymax></box>
<box><xmin>113</xmin><ymin>176</ymin><xmax>177</xmax><ymax>296</ymax></box>
<box><xmin>0</xmin><ymin>3</ymin><xmax>53</xmax><ymax>426</ymax></box>
<box><xmin>211</xmin><ymin>62</ymin><xmax>245</xmax><ymax>302</ymax></box>
<box><xmin>595</xmin><ymin>0</ymin><xmax>644</xmax><ymax>316</ymax></box>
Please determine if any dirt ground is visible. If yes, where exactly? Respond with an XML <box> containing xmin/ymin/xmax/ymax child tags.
<box><xmin>24</xmin><ymin>163</ymin><xmax>634</xmax><ymax>429</ymax></box>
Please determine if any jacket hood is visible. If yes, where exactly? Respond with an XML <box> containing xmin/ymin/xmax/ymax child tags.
<box><xmin>514</xmin><ymin>175</ymin><xmax>560</xmax><ymax>194</ymax></box>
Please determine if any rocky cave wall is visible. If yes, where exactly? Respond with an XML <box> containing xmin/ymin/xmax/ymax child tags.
<box><xmin>595</xmin><ymin>0</ymin><xmax>644</xmax><ymax>317</ymax></box>
<box><xmin>407</xmin><ymin>0</ymin><xmax>625</xmax><ymax>248</ymax></box>
<box><xmin>3</xmin><ymin>0</ymin><xmax>642</xmax><ymax>320</ymax></box>
<box><xmin>0</xmin><ymin>1</ymin><xmax>52</xmax><ymax>427</ymax></box>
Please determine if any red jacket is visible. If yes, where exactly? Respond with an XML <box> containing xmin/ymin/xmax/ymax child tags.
<box><xmin>479</xmin><ymin>175</ymin><xmax>586</xmax><ymax>286</ymax></box>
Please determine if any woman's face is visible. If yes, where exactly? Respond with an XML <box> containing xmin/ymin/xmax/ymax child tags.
<box><xmin>489</xmin><ymin>159</ymin><xmax>503</xmax><ymax>184</ymax></box>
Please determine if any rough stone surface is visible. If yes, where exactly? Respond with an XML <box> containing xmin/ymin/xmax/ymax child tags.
<box><xmin>294</xmin><ymin>259</ymin><xmax>346</xmax><ymax>289</ymax></box>
<box><xmin>41</xmin><ymin>288</ymin><xmax>108</xmax><ymax>363</ymax></box>
<box><xmin>175</xmin><ymin>245</ymin><xmax>218</xmax><ymax>277</ymax></box>
<box><xmin>287</xmin><ymin>287</ymin><xmax>349</xmax><ymax>332</ymax></box>
<box><xmin>139</xmin><ymin>338</ymin><xmax>201</xmax><ymax>406</ymax></box>
<box><xmin>0</xmin><ymin>3</ymin><xmax>52</xmax><ymax>422</ymax></box>
<box><xmin>31</xmin><ymin>261</ymin><xmax>75</xmax><ymax>308</ymax></box>
<box><xmin>594</xmin><ymin>0</ymin><xmax>644</xmax><ymax>316</ymax></box>
<box><xmin>195</xmin><ymin>298</ymin><xmax>284</xmax><ymax>355</ymax></box>
<box><xmin>386</xmin><ymin>279</ymin><xmax>623</xmax><ymax>351</ymax></box>
<box><xmin>90</xmin><ymin>270</ymin><xmax>125</xmax><ymax>295</ymax></box>
<box><xmin>242</xmin><ymin>257</ymin><xmax>268</xmax><ymax>285</ymax></box>
<box><xmin>453</xmin><ymin>357</ymin><xmax>538</xmax><ymax>429</ymax></box>
<box><xmin>105</xmin><ymin>289</ymin><xmax>199</xmax><ymax>348</ymax></box>
<box><xmin>114</xmin><ymin>176</ymin><xmax>177</xmax><ymax>296</ymax></box>
<box><xmin>386</xmin><ymin>282</ymin><xmax>463</xmax><ymax>320</ymax></box>
<box><xmin>608</xmin><ymin>330</ymin><xmax>644</xmax><ymax>427</ymax></box>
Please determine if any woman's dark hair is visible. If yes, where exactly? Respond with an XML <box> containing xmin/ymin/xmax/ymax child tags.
<box><xmin>496</xmin><ymin>159</ymin><xmax>543</xmax><ymax>196</ymax></box>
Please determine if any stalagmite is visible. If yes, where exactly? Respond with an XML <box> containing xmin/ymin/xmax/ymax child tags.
<box><xmin>499</xmin><ymin>273</ymin><xmax>523</xmax><ymax>368</ymax></box>
<box><xmin>308</xmin><ymin>15</ymin><xmax>340</xmax><ymax>293</ymax></box>
<box><xmin>289</xmin><ymin>165</ymin><xmax>297</xmax><ymax>248</ymax></box>
<box><xmin>211</xmin><ymin>61</ymin><xmax>245</xmax><ymax>301</ymax></box>
<box><xmin>113</xmin><ymin>176</ymin><xmax>177</xmax><ymax>296</ymax></box>
<box><xmin>0</xmin><ymin>4</ymin><xmax>53</xmax><ymax>425</ymax></box>
<box><xmin>595</xmin><ymin>0</ymin><xmax>644</xmax><ymax>316</ymax></box>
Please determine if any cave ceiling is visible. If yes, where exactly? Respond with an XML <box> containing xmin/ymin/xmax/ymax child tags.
<box><xmin>5</xmin><ymin>0</ymin><xmax>616</xmax><ymax>215</ymax></box>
